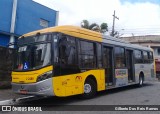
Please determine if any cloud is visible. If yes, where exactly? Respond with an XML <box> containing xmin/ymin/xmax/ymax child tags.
<box><xmin>34</xmin><ymin>0</ymin><xmax>121</xmax><ymax>25</ymax></box>
<box><xmin>34</xmin><ymin>0</ymin><xmax>160</xmax><ymax>36</ymax></box>
<box><xmin>120</xmin><ymin>0</ymin><xmax>160</xmax><ymax>4</ymax></box>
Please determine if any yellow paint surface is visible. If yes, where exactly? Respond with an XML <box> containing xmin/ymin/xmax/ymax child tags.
<box><xmin>20</xmin><ymin>25</ymin><xmax>103</xmax><ymax>42</ymax></box>
<box><xmin>53</xmin><ymin>69</ymin><xmax>105</xmax><ymax>97</ymax></box>
<box><xmin>12</xmin><ymin>66</ymin><xmax>53</xmax><ymax>83</ymax></box>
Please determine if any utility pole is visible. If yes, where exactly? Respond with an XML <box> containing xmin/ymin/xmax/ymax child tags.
<box><xmin>10</xmin><ymin>0</ymin><xmax>17</xmax><ymax>48</ymax></box>
<box><xmin>111</xmin><ymin>10</ymin><xmax>119</xmax><ymax>37</ymax></box>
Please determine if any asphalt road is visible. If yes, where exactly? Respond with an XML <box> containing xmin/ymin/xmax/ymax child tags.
<box><xmin>17</xmin><ymin>80</ymin><xmax>159</xmax><ymax>105</ymax></box>
<box><xmin>2</xmin><ymin>80</ymin><xmax>160</xmax><ymax>114</ymax></box>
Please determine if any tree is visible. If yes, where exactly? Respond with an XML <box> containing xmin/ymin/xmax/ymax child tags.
<box><xmin>81</xmin><ymin>20</ymin><xmax>108</xmax><ymax>33</ymax></box>
<box><xmin>89</xmin><ymin>23</ymin><xmax>100</xmax><ymax>32</ymax></box>
<box><xmin>81</xmin><ymin>20</ymin><xmax>89</xmax><ymax>29</ymax></box>
<box><xmin>100</xmin><ymin>23</ymin><xmax>108</xmax><ymax>33</ymax></box>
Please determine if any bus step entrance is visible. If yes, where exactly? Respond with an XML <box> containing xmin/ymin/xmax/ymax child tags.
<box><xmin>107</xmin><ymin>82</ymin><xmax>113</xmax><ymax>86</ymax></box>
<box><xmin>128</xmin><ymin>80</ymin><xmax>133</xmax><ymax>83</ymax></box>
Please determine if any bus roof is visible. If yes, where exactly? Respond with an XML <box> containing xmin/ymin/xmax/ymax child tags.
<box><xmin>20</xmin><ymin>25</ymin><xmax>152</xmax><ymax>51</ymax></box>
<box><xmin>102</xmin><ymin>35</ymin><xmax>152</xmax><ymax>51</ymax></box>
<box><xmin>21</xmin><ymin>25</ymin><xmax>102</xmax><ymax>42</ymax></box>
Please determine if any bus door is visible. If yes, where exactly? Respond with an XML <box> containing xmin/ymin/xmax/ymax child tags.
<box><xmin>126</xmin><ymin>49</ymin><xmax>135</xmax><ymax>82</ymax></box>
<box><xmin>103</xmin><ymin>46</ymin><xmax>114</xmax><ymax>86</ymax></box>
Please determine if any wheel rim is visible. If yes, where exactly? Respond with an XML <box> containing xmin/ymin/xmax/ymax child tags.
<box><xmin>140</xmin><ymin>77</ymin><xmax>143</xmax><ymax>85</ymax></box>
<box><xmin>84</xmin><ymin>83</ymin><xmax>92</xmax><ymax>94</ymax></box>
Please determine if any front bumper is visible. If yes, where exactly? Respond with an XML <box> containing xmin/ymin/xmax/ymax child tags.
<box><xmin>12</xmin><ymin>78</ymin><xmax>54</xmax><ymax>96</ymax></box>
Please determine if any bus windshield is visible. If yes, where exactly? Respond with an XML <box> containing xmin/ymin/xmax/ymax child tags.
<box><xmin>14</xmin><ymin>43</ymin><xmax>51</xmax><ymax>71</ymax></box>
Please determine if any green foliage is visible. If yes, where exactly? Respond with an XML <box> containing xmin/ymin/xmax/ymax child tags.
<box><xmin>81</xmin><ymin>20</ymin><xmax>108</xmax><ymax>33</ymax></box>
<box><xmin>81</xmin><ymin>20</ymin><xmax>89</xmax><ymax>29</ymax></box>
<box><xmin>89</xmin><ymin>23</ymin><xmax>100</xmax><ymax>32</ymax></box>
<box><xmin>100</xmin><ymin>23</ymin><xmax>108</xmax><ymax>33</ymax></box>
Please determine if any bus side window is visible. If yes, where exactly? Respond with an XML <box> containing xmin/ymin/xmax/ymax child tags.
<box><xmin>134</xmin><ymin>50</ymin><xmax>143</xmax><ymax>63</ymax></box>
<box><xmin>149</xmin><ymin>52</ymin><xmax>154</xmax><ymax>63</ymax></box>
<box><xmin>143</xmin><ymin>51</ymin><xmax>149</xmax><ymax>63</ymax></box>
<box><xmin>59</xmin><ymin>37</ymin><xmax>67</xmax><ymax>64</ymax></box>
<box><xmin>66</xmin><ymin>37</ymin><xmax>76</xmax><ymax>65</ymax></box>
<box><xmin>115</xmin><ymin>47</ymin><xmax>126</xmax><ymax>68</ymax></box>
<box><xmin>79</xmin><ymin>40</ymin><xmax>96</xmax><ymax>68</ymax></box>
<box><xmin>59</xmin><ymin>35</ymin><xmax>76</xmax><ymax>65</ymax></box>
<box><xmin>97</xmin><ymin>43</ymin><xmax>102</xmax><ymax>68</ymax></box>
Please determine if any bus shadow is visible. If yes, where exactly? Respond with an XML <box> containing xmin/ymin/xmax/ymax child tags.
<box><xmin>96</xmin><ymin>83</ymin><xmax>154</xmax><ymax>97</ymax></box>
<box><xmin>18</xmin><ymin>83</ymin><xmax>154</xmax><ymax>106</ymax></box>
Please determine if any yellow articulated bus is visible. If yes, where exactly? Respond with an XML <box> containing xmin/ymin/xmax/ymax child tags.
<box><xmin>12</xmin><ymin>25</ymin><xmax>155</xmax><ymax>98</ymax></box>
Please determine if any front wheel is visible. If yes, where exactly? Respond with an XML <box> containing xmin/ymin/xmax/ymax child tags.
<box><xmin>82</xmin><ymin>79</ymin><xmax>97</xmax><ymax>99</ymax></box>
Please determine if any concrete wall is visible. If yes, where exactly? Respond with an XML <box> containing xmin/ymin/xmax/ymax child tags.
<box><xmin>121</xmin><ymin>35</ymin><xmax>160</xmax><ymax>43</ymax></box>
<box><xmin>0</xmin><ymin>47</ymin><xmax>15</xmax><ymax>88</ymax></box>
<box><xmin>121</xmin><ymin>35</ymin><xmax>160</xmax><ymax>59</ymax></box>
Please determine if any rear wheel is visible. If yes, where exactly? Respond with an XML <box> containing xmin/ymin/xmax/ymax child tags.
<box><xmin>82</xmin><ymin>79</ymin><xmax>97</xmax><ymax>99</ymax></box>
<box><xmin>139</xmin><ymin>74</ymin><xmax>144</xmax><ymax>86</ymax></box>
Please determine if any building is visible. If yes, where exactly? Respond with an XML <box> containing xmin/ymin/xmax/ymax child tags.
<box><xmin>120</xmin><ymin>35</ymin><xmax>160</xmax><ymax>59</ymax></box>
<box><xmin>0</xmin><ymin>0</ymin><xmax>59</xmax><ymax>47</ymax></box>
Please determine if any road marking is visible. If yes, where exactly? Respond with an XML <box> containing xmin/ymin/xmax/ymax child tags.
<box><xmin>0</xmin><ymin>99</ymin><xmax>14</xmax><ymax>105</ymax></box>
<box><xmin>0</xmin><ymin>96</ymin><xmax>38</xmax><ymax>105</ymax></box>
<box><xmin>0</xmin><ymin>95</ymin><xmax>47</xmax><ymax>105</ymax></box>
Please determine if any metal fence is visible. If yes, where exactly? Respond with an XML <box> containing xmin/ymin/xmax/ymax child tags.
<box><xmin>0</xmin><ymin>46</ymin><xmax>15</xmax><ymax>89</ymax></box>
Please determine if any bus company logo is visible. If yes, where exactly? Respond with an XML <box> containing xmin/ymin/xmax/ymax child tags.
<box><xmin>26</xmin><ymin>77</ymin><xmax>34</xmax><ymax>80</ymax></box>
<box><xmin>75</xmin><ymin>76</ymin><xmax>82</xmax><ymax>82</ymax></box>
<box><xmin>2</xmin><ymin>106</ymin><xmax>11</xmax><ymax>111</ymax></box>
<box><xmin>62</xmin><ymin>80</ymin><xmax>67</xmax><ymax>85</ymax></box>
<box><xmin>21</xmin><ymin>85</ymin><xmax>24</xmax><ymax>89</ymax></box>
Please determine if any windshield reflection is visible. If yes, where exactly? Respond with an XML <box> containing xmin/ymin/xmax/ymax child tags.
<box><xmin>15</xmin><ymin>43</ymin><xmax>51</xmax><ymax>70</ymax></box>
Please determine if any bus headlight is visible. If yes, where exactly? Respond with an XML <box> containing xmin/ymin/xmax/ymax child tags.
<box><xmin>37</xmin><ymin>71</ymin><xmax>53</xmax><ymax>82</ymax></box>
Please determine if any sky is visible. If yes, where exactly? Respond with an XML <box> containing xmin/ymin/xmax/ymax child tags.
<box><xmin>33</xmin><ymin>0</ymin><xmax>160</xmax><ymax>36</ymax></box>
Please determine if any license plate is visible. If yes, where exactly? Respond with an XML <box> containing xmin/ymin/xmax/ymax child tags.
<box><xmin>20</xmin><ymin>90</ymin><xmax>28</xmax><ymax>94</ymax></box>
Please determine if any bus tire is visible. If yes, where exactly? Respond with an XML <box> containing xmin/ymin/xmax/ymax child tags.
<box><xmin>82</xmin><ymin>78</ymin><xmax>97</xmax><ymax>99</ymax></box>
<box><xmin>138</xmin><ymin>74</ymin><xmax>144</xmax><ymax>87</ymax></box>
